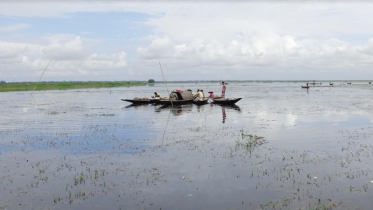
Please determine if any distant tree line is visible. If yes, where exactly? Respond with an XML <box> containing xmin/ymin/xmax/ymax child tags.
<box><xmin>3</xmin><ymin>80</ymin><xmax>145</xmax><ymax>84</ymax></box>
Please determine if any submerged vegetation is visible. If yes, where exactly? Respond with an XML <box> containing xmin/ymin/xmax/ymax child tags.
<box><xmin>0</xmin><ymin>81</ymin><xmax>146</xmax><ymax>92</ymax></box>
<box><xmin>235</xmin><ymin>131</ymin><xmax>268</xmax><ymax>155</ymax></box>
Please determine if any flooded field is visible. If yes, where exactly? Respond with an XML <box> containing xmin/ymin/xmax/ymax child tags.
<box><xmin>1</xmin><ymin>82</ymin><xmax>373</xmax><ymax>210</ymax></box>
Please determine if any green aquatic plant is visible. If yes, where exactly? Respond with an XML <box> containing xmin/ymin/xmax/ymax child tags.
<box><xmin>235</xmin><ymin>130</ymin><xmax>267</xmax><ymax>155</ymax></box>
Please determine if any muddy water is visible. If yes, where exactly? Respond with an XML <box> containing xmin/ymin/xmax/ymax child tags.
<box><xmin>1</xmin><ymin>82</ymin><xmax>373</xmax><ymax>209</ymax></box>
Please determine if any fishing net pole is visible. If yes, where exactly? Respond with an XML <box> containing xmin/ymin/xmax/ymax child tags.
<box><xmin>159</xmin><ymin>62</ymin><xmax>173</xmax><ymax>106</ymax></box>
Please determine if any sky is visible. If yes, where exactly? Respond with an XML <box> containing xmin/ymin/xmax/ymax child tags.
<box><xmin>1</xmin><ymin>1</ymin><xmax>373</xmax><ymax>82</ymax></box>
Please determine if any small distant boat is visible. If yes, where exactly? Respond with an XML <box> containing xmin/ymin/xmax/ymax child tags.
<box><xmin>193</xmin><ymin>98</ymin><xmax>209</xmax><ymax>105</ymax></box>
<box><xmin>212</xmin><ymin>98</ymin><xmax>242</xmax><ymax>105</ymax></box>
<box><xmin>301</xmin><ymin>86</ymin><xmax>309</xmax><ymax>89</ymax></box>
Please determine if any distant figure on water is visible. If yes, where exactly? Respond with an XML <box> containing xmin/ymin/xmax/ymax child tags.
<box><xmin>221</xmin><ymin>81</ymin><xmax>226</xmax><ymax>99</ymax></box>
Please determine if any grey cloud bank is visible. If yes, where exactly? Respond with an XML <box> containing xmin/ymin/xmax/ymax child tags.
<box><xmin>1</xmin><ymin>2</ymin><xmax>373</xmax><ymax>81</ymax></box>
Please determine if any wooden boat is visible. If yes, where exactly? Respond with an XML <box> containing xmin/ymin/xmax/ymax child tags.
<box><xmin>154</xmin><ymin>89</ymin><xmax>194</xmax><ymax>105</ymax></box>
<box><xmin>121</xmin><ymin>98</ymin><xmax>155</xmax><ymax>104</ymax></box>
<box><xmin>212</xmin><ymin>98</ymin><xmax>241</xmax><ymax>105</ymax></box>
<box><xmin>192</xmin><ymin>98</ymin><xmax>209</xmax><ymax>105</ymax></box>
<box><xmin>301</xmin><ymin>86</ymin><xmax>309</xmax><ymax>89</ymax></box>
<box><xmin>156</xmin><ymin>99</ymin><xmax>192</xmax><ymax>105</ymax></box>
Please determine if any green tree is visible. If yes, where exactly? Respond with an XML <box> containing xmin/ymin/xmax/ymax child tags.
<box><xmin>148</xmin><ymin>79</ymin><xmax>155</xmax><ymax>83</ymax></box>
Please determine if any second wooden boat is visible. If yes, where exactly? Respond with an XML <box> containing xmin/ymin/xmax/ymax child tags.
<box><xmin>212</xmin><ymin>98</ymin><xmax>242</xmax><ymax>105</ymax></box>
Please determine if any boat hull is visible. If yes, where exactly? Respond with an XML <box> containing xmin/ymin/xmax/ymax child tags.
<box><xmin>212</xmin><ymin>98</ymin><xmax>242</xmax><ymax>105</ymax></box>
<box><xmin>121</xmin><ymin>99</ymin><xmax>155</xmax><ymax>104</ymax></box>
<box><xmin>192</xmin><ymin>98</ymin><xmax>209</xmax><ymax>105</ymax></box>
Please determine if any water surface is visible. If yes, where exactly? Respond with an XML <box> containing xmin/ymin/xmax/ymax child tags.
<box><xmin>1</xmin><ymin>82</ymin><xmax>373</xmax><ymax>209</ymax></box>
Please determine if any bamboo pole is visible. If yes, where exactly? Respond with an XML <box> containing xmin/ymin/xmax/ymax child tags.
<box><xmin>159</xmin><ymin>62</ymin><xmax>173</xmax><ymax>106</ymax></box>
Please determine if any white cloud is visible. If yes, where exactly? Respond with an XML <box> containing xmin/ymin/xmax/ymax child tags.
<box><xmin>0</xmin><ymin>23</ymin><xmax>30</xmax><ymax>32</ymax></box>
<box><xmin>42</xmin><ymin>36</ymin><xmax>90</xmax><ymax>60</ymax></box>
<box><xmin>84</xmin><ymin>52</ymin><xmax>127</xmax><ymax>70</ymax></box>
<box><xmin>0</xmin><ymin>42</ymin><xmax>26</xmax><ymax>60</ymax></box>
<box><xmin>2</xmin><ymin>2</ymin><xmax>373</xmax><ymax>81</ymax></box>
<box><xmin>0</xmin><ymin>35</ymin><xmax>129</xmax><ymax>81</ymax></box>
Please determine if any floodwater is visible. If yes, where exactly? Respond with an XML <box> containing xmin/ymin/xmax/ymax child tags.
<box><xmin>1</xmin><ymin>81</ymin><xmax>373</xmax><ymax>210</ymax></box>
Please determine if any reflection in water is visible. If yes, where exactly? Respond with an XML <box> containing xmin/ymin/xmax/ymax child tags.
<box><xmin>154</xmin><ymin>104</ymin><xmax>169</xmax><ymax>112</ymax></box>
<box><xmin>124</xmin><ymin>104</ymin><xmax>150</xmax><ymax>109</ymax></box>
<box><xmin>220</xmin><ymin>104</ymin><xmax>241</xmax><ymax>111</ymax></box>
<box><xmin>197</xmin><ymin>104</ymin><xmax>203</xmax><ymax>112</ymax></box>
<box><xmin>214</xmin><ymin>104</ymin><xmax>241</xmax><ymax>123</ymax></box>
<box><xmin>171</xmin><ymin>106</ymin><xmax>183</xmax><ymax>116</ymax></box>
<box><xmin>209</xmin><ymin>103</ymin><xmax>242</xmax><ymax>123</ymax></box>
<box><xmin>155</xmin><ymin>104</ymin><xmax>193</xmax><ymax>116</ymax></box>
<box><xmin>222</xmin><ymin>106</ymin><xmax>226</xmax><ymax>123</ymax></box>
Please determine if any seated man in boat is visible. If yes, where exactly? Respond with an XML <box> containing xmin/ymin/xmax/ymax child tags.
<box><xmin>193</xmin><ymin>89</ymin><xmax>200</xmax><ymax>98</ymax></box>
<box><xmin>194</xmin><ymin>90</ymin><xmax>204</xmax><ymax>101</ymax></box>
<box><xmin>200</xmin><ymin>90</ymin><xmax>205</xmax><ymax>98</ymax></box>
<box><xmin>152</xmin><ymin>92</ymin><xmax>161</xmax><ymax>99</ymax></box>
<box><xmin>169</xmin><ymin>90</ymin><xmax>179</xmax><ymax>101</ymax></box>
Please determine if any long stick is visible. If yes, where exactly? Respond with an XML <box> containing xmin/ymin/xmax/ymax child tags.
<box><xmin>159</xmin><ymin>62</ymin><xmax>173</xmax><ymax>106</ymax></box>
<box><xmin>34</xmin><ymin>60</ymin><xmax>52</xmax><ymax>91</ymax></box>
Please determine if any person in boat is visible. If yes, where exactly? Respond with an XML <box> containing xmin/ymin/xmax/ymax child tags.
<box><xmin>200</xmin><ymin>90</ymin><xmax>205</xmax><ymax>98</ymax></box>
<box><xmin>194</xmin><ymin>89</ymin><xmax>204</xmax><ymax>101</ymax></box>
<box><xmin>152</xmin><ymin>92</ymin><xmax>161</xmax><ymax>99</ymax></box>
<box><xmin>192</xmin><ymin>89</ymin><xmax>200</xmax><ymax>99</ymax></box>
<box><xmin>208</xmin><ymin>91</ymin><xmax>215</xmax><ymax>98</ymax></box>
<box><xmin>169</xmin><ymin>90</ymin><xmax>179</xmax><ymax>101</ymax></box>
<box><xmin>221</xmin><ymin>81</ymin><xmax>226</xmax><ymax>99</ymax></box>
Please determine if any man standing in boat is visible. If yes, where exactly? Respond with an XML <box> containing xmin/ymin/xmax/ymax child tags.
<box><xmin>221</xmin><ymin>81</ymin><xmax>226</xmax><ymax>99</ymax></box>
